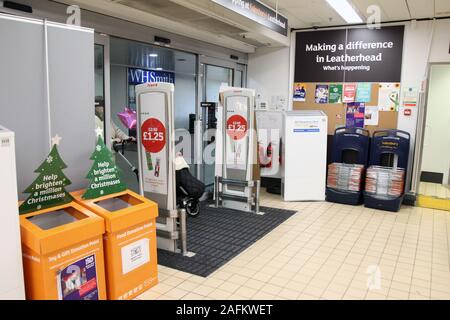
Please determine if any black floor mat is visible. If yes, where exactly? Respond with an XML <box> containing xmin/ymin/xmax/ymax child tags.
<box><xmin>157</xmin><ymin>204</ymin><xmax>297</xmax><ymax>277</ymax></box>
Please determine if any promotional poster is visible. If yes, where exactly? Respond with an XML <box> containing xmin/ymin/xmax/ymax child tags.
<box><xmin>57</xmin><ymin>255</ymin><xmax>99</xmax><ymax>300</ymax></box>
<box><xmin>225</xmin><ymin>96</ymin><xmax>249</xmax><ymax>171</ymax></box>
<box><xmin>293</xmin><ymin>83</ymin><xmax>307</xmax><ymax>102</ymax></box>
<box><xmin>356</xmin><ymin>83</ymin><xmax>372</xmax><ymax>103</ymax></box>
<box><xmin>364</xmin><ymin>106</ymin><xmax>379</xmax><ymax>126</ymax></box>
<box><xmin>346</xmin><ymin>102</ymin><xmax>366</xmax><ymax>128</ymax></box>
<box><xmin>378</xmin><ymin>83</ymin><xmax>400</xmax><ymax>111</ymax></box>
<box><xmin>343</xmin><ymin>83</ymin><xmax>357</xmax><ymax>103</ymax></box>
<box><xmin>315</xmin><ymin>84</ymin><xmax>329</xmax><ymax>104</ymax></box>
<box><xmin>140</xmin><ymin>92</ymin><xmax>168</xmax><ymax>195</ymax></box>
<box><xmin>329</xmin><ymin>84</ymin><xmax>343</xmax><ymax>104</ymax></box>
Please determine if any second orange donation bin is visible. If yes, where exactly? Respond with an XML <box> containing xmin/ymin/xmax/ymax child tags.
<box><xmin>73</xmin><ymin>189</ymin><xmax>159</xmax><ymax>300</ymax></box>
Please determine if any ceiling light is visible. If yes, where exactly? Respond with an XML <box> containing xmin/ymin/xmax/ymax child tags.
<box><xmin>149</xmin><ymin>53</ymin><xmax>158</xmax><ymax>57</ymax></box>
<box><xmin>155</xmin><ymin>68</ymin><xmax>163</xmax><ymax>71</ymax></box>
<box><xmin>326</xmin><ymin>0</ymin><xmax>363</xmax><ymax>24</ymax></box>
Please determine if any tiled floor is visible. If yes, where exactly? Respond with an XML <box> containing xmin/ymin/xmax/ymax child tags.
<box><xmin>419</xmin><ymin>182</ymin><xmax>450</xmax><ymax>199</ymax></box>
<box><xmin>137</xmin><ymin>190</ymin><xmax>450</xmax><ymax>300</ymax></box>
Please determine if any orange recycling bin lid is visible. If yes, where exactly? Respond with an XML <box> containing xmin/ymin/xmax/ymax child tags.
<box><xmin>20</xmin><ymin>202</ymin><xmax>105</xmax><ymax>255</ymax></box>
<box><xmin>71</xmin><ymin>189</ymin><xmax>158</xmax><ymax>233</ymax></box>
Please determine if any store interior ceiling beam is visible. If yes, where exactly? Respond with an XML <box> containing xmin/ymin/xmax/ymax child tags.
<box><xmin>53</xmin><ymin>0</ymin><xmax>258</xmax><ymax>53</ymax></box>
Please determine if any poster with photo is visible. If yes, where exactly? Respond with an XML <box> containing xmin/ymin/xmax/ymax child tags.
<box><xmin>329</xmin><ymin>84</ymin><xmax>343</xmax><ymax>104</ymax></box>
<box><xmin>378</xmin><ymin>83</ymin><xmax>400</xmax><ymax>111</ymax></box>
<box><xmin>343</xmin><ymin>83</ymin><xmax>357</xmax><ymax>103</ymax></box>
<box><xmin>356</xmin><ymin>83</ymin><xmax>372</xmax><ymax>103</ymax></box>
<box><xmin>293</xmin><ymin>83</ymin><xmax>307</xmax><ymax>102</ymax></box>
<box><xmin>57</xmin><ymin>254</ymin><xmax>99</xmax><ymax>300</ymax></box>
<box><xmin>346</xmin><ymin>102</ymin><xmax>366</xmax><ymax>128</ymax></box>
<box><xmin>140</xmin><ymin>92</ymin><xmax>168</xmax><ymax>195</ymax></box>
<box><xmin>315</xmin><ymin>84</ymin><xmax>329</xmax><ymax>104</ymax></box>
<box><xmin>364</xmin><ymin>106</ymin><xmax>379</xmax><ymax>126</ymax></box>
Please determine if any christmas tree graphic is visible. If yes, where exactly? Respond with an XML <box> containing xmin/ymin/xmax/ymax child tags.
<box><xmin>82</xmin><ymin>134</ymin><xmax>127</xmax><ymax>199</ymax></box>
<box><xmin>19</xmin><ymin>135</ymin><xmax>74</xmax><ymax>215</ymax></box>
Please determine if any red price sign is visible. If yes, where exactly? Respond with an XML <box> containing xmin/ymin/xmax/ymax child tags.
<box><xmin>227</xmin><ymin>115</ymin><xmax>248</xmax><ymax>141</ymax></box>
<box><xmin>141</xmin><ymin>118</ymin><xmax>166</xmax><ymax>153</ymax></box>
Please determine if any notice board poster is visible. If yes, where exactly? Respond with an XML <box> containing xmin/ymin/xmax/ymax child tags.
<box><xmin>346</xmin><ymin>103</ymin><xmax>366</xmax><ymax>128</ymax></box>
<box><xmin>294</xmin><ymin>26</ymin><xmax>404</xmax><ymax>83</ymax></box>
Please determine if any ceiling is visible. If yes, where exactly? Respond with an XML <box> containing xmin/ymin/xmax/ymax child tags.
<box><xmin>263</xmin><ymin>0</ymin><xmax>450</xmax><ymax>29</ymax></box>
<box><xmin>52</xmin><ymin>0</ymin><xmax>450</xmax><ymax>52</ymax></box>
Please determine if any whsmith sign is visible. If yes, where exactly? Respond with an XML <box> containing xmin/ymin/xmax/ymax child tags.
<box><xmin>294</xmin><ymin>26</ymin><xmax>405</xmax><ymax>83</ymax></box>
<box><xmin>212</xmin><ymin>0</ymin><xmax>288</xmax><ymax>36</ymax></box>
<box><xmin>128</xmin><ymin>68</ymin><xmax>175</xmax><ymax>85</ymax></box>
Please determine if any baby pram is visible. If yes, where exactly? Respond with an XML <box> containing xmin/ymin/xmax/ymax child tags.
<box><xmin>175</xmin><ymin>154</ymin><xmax>205</xmax><ymax>217</ymax></box>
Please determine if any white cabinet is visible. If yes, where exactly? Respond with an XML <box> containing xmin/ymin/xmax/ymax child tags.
<box><xmin>283</xmin><ymin>111</ymin><xmax>328</xmax><ymax>201</ymax></box>
<box><xmin>0</xmin><ymin>126</ymin><xmax>25</xmax><ymax>299</ymax></box>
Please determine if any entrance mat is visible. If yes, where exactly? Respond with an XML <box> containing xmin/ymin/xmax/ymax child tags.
<box><xmin>157</xmin><ymin>205</ymin><xmax>297</xmax><ymax>277</ymax></box>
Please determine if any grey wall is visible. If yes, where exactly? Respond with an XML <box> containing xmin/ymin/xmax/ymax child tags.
<box><xmin>0</xmin><ymin>15</ymin><xmax>95</xmax><ymax>199</ymax></box>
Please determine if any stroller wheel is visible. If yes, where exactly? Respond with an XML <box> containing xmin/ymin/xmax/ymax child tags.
<box><xmin>186</xmin><ymin>200</ymin><xmax>200</xmax><ymax>217</ymax></box>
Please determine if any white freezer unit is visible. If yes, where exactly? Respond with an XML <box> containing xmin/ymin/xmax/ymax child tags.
<box><xmin>0</xmin><ymin>126</ymin><xmax>25</xmax><ymax>300</ymax></box>
<box><xmin>282</xmin><ymin>111</ymin><xmax>328</xmax><ymax>201</ymax></box>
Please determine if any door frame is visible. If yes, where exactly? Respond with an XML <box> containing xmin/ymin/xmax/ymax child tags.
<box><xmin>94</xmin><ymin>33</ymin><xmax>112</xmax><ymax>149</ymax></box>
<box><xmin>411</xmin><ymin>62</ymin><xmax>450</xmax><ymax>195</ymax></box>
<box><xmin>195</xmin><ymin>56</ymin><xmax>248</xmax><ymax>182</ymax></box>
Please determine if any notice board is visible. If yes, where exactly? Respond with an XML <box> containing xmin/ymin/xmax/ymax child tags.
<box><xmin>293</xmin><ymin>26</ymin><xmax>404</xmax><ymax>135</ymax></box>
<box><xmin>293</xmin><ymin>83</ymin><xmax>398</xmax><ymax>135</ymax></box>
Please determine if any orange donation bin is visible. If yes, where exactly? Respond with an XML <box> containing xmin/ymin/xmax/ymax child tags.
<box><xmin>20</xmin><ymin>202</ymin><xmax>107</xmax><ymax>300</ymax></box>
<box><xmin>73</xmin><ymin>189</ymin><xmax>159</xmax><ymax>300</ymax></box>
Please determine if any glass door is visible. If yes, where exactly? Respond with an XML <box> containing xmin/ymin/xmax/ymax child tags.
<box><xmin>94</xmin><ymin>34</ymin><xmax>111</xmax><ymax>148</ymax></box>
<box><xmin>197</xmin><ymin>57</ymin><xmax>247</xmax><ymax>188</ymax></box>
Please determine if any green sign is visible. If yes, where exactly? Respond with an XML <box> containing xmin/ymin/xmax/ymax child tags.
<box><xmin>82</xmin><ymin>135</ymin><xmax>127</xmax><ymax>200</ymax></box>
<box><xmin>19</xmin><ymin>141</ymin><xmax>73</xmax><ymax>215</ymax></box>
<box><xmin>329</xmin><ymin>84</ymin><xmax>343</xmax><ymax>104</ymax></box>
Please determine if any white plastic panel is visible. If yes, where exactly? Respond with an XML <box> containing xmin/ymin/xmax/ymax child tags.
<box><xmin>283</xmin><ymin>111</ymin><xmax>328</xmax><ymax>201</ymax></box>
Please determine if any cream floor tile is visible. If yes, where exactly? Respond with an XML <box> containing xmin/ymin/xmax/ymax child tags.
<box><xmin>207</xmin><ymin>288</ymin><xmax>232</xmax><ymax>300</ymax></box>
<box><xmin>138</xmin><ymin>190</ymin><xmax>450</xmax><ymax>301</ymax></box>
<box><xmin>166</xmin><ymin>287</ymin><xmax>189</xmax><ymax>300</ymax></box>
<box><xmin>182</xmin><ymin>293</ymin><xmax>207</xmax><ymax>300</ymax></box>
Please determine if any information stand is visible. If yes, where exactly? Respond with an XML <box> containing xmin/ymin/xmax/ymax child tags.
<box><xmin>326</xmin><ymin>127</ymin><xmax>370</xmax><ymax>205</ymax></box>
<box><xmin>72</xmin><ymin>190</ymin><xmax>158</xmax><ymax>300</ymax></box>
<box><xmin>364</xmin><ymin>130</ymin><xmax>410</xmax><ymax>212</ymax></box>
<box><xmin>20</xmin><ymin>202</ymin><xmax>107</xmax><ymax>300</ymax></box>
<box><xmin>283</xmin><ymin>111</ymin><xmax>328</xmax><ymax>201</ymax></box>
<box><xmin>215</xmin><ymin>87</ymin><xmax>261</xmax><ymax>213</ymax></box>
<box><xmin>135</xmin><ymin>82</ymin><xmax>188</xmax><ymax>254</ymax></box>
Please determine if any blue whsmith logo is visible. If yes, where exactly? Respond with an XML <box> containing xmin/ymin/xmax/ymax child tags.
<box><xmin>128</xmin><ymin>68</ymin><xmax>175</xmax><ymax>85</ymax></box>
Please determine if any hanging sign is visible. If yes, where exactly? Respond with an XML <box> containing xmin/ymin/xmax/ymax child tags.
<box><xmin>294</xmin><ymin>26</ymin><xmax>404</xmax><ymax>83</ymax></box>
<box><xmin>211</xmin><ymin>0</ymin><xmax>288</xmax><ymax>36</ymax></box>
